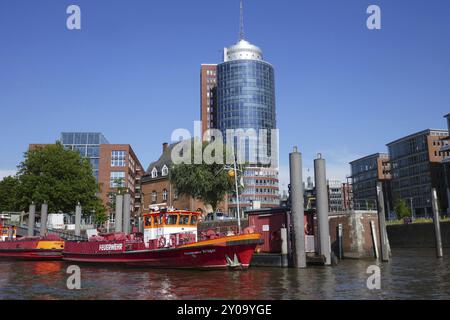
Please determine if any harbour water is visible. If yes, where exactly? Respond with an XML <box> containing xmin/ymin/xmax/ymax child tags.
<box><xmin>0</xmin><ymin>249</ymin><xmax>449</xmax><ymax>300</ymax></box>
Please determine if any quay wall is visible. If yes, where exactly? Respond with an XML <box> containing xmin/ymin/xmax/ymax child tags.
<box><xmin>387</xmin><ymin>221</ymin><xmax>450</xmax><ymax>248</ymax></box>
<box><xmin>199</xmin><ymin>211</ymin><xmax>380</xmax><ymax>259</ymax></box>
<box><xmin>327</xmin><ymin>211</ymin><xmax>380</xmax><ymax>259</ymax></box>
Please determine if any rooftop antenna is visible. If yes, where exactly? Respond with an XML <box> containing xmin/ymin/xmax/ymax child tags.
<box><xmin>239</xmin><ymin>0</ymin><xmax>245</xmax><ymax>40</ymax></box>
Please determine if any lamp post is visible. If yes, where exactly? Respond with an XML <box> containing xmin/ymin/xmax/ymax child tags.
<box><xmin>217</xmin><ymin>158</ymin><xmax>243</xmax><ymax>234</ymax></box>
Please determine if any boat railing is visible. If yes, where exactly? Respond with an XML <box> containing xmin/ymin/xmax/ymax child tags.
<box><xmin>4</xmin><ymin>222</ymin><xmax>87</xmax><ymax>241</ymax></box>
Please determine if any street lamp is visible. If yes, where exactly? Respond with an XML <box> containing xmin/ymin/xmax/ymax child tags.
<box><xmin>226</xmin><ymin>160</ymin><xmax>243</xmax><ymax>234</ymax></box>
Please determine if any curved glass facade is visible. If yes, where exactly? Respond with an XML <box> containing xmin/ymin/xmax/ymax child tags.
<box><xmin>217</xmin><ymin>57</ymin><xmax>279</xmax><ymax>213</ymax></box>
<box><xmin>217</xmin><ymin>60</ymin><xmax>276</xmax><ymax>133</ymax></box>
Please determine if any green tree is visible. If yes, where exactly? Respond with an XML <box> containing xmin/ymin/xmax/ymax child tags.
<box><xmin>170</xmin><ymin>142</ymin><xmax>237</xmax><ymax>212</ymax></box>
<box><xmin>15</xmin><ymin>142</ymin><xmax>105</xmax><ymax>217</ymax></box>
<box><xmin>0</xmin><ymin>176</ymin><xmax>19</xmax><ymax>212</ymax></box>
<box><xmin>394</xmin><ymin>199</ymin><xmax>411</xmax><ymax>219</ymax></box>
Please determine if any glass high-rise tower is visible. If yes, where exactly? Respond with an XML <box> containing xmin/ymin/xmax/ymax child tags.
<box><xmin>215</xmin><ymin>4</ymin><xmax>280</xmax><ymax>215</ymax></box>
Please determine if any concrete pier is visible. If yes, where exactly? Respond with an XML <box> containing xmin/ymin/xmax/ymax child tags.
<box><xmin>314</xmin><ymin>154</ymin><xmax>331</xmax><ymax>266</ymax></box>
<box><xmin>115</xmin><ymin>194</ymin><xmax>123</xmax><ymax>233</ymax></box>
<box><xmin>40</xmin><ymin>203</ymin><xmax>48</xmax><ymax>236</ymax></box>
<box><xmin>431</xmin><ymin>188</ymin><xmax>443</xmax><ymax>258</ymax></box>
<box><xmin>123</xmin><ymin>193</ymin><xmax>131</xmax><ymax>234</ymax></box>
<box><xmin>289</xmin><ymin>147</ymin><xmax>306</xmax><ymax>268</ymax></box>
<box><xmin>28</xmin><ymin>203</ymin><xmax>36</xmax><ymax>237</ymax></box>
<box><xmin>75</xmin><ymin>203</ymin><xmax>82</xmax><ymax>237</ymax></box>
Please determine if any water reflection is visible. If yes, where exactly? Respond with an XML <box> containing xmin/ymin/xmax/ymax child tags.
<box><xmin>0</xmin><ymin>249</ymin><xmax>449</xmax><ymax>300</ymax></box>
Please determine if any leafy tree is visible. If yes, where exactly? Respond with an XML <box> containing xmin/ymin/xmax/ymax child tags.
<box><xmin>15</xmin><ymin>142</ymin><xmax>105</xmax><ymax>216</ymax></box>
<box><xmin>170</xmin><ymin>142</ymin><xmax>238</xmax><ymax>212</ymax></box>
<box><xmin>394</xmin><ymin>199</ymin><xmax>411</xmax><ymax>219</ymax></box>
<box><xmin>0</xmin><ymin>176</ymin><xmax>19</xmax><ymax>212</ymax></box>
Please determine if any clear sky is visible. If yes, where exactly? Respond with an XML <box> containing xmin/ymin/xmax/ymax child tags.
<box><xmin>1</xmin><ymin>0</ymin><xmax>449</xmax><ymax>190</ymax></box>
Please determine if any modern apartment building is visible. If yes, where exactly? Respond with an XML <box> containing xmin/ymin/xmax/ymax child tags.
<box><xmin>387</xmin><ymin>129</ymin><xmax>449</xmax><ymax>216</ymax></box>
<box><xmin>350</xmin><ymin>153</ymin><xmax>392</xmax><ymax>212</ymax></box>
<box><xmin>200</xmin><ymin>64</ymin><xmax>218</xmax><ymax>137</ymax></box>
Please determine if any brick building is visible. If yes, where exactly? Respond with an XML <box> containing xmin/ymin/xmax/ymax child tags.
<box><xmin>30</xmin><ymin>133</ymin><xmax>144</xmax><ymax>220</ymax></box>
<box><xmin>200</xmin><ymin>64</ymin><xmax>218</xmax><ymax>138</ymax></box>
<box><xmin>140</xmin><ymin>142</ymin><xmax>229</xmax><ymax>216</ymax></box>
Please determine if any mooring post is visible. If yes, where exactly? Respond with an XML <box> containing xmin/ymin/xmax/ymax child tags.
<box><xmin>289</xmin><ymin>146</ymin><xmax>306</xmax><ymax>268</ymax></box>
<box><xmin>280</xmin><ymin>227</ymin><xmax>289</xmax><ymax>267</ymax></box>
<box><xmin>314</xmin><ymin>154</ymin><xmax>331</xmax><ymax>266</ymax></box>
<box><xmin>376</xmin><ymin>182</ymin><xmax>389</xmax><ymax>262</ymax></box>
<box><xmin>115</xmin><ymin>194</ymin><xmax>123</xmax><ymax>233</ymax></box>
<box><xmin>337</xmin><ymin>223</ymin><xmax>343</xmax><ymax>260</ymax></box>
<box><xmin>75</xmin><ymin>202</ymin><xmax>82</xmax><ymax>237</ymax></box>
<box><xmin>28</xmin><ymin>202</ymin><xmax>36</xmax><ymax>237</ymax></box>
<box><xmin>431</xmin><ymin>188</ymin><xmax>443</xmax><ymax>258</ymax></box>
<box><xmin>40</xmin><ymin>202</ymin><xmax>48</xmax><ymax>237</ymax></box>
<box><xmin>123</xmin><ymin>193</ymin><xmax>131</xmax><ymax>234</ymax></box>
<box><xmin>370</xmin><ymin>220</ymin><xmax>379</xmax><ymax>259</ymax></box>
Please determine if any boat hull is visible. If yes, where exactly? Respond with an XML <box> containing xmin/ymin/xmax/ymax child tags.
<box><xmin>63</xmin><ymin>235</ymin><xmax>262</xmax><ymax>270</ymax></box>
<box><xmin>0</xmin><ymin>239</ymin><xmax>64</xmax><ymax>261</ymax></box>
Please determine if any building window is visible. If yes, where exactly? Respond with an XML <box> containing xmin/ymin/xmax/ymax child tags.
<box><xmin>163</xmin><ymin>189</ymin><xmax>168</xmax><ymax>202</ymax></box>
<box><xmin>110</xmin><ymin>172</ymin><xmax>126</xmax><ymax>188</ymax></box>
<box><xmin>161</xmin><ymin>165</ymin><xmax>169</xmax><ymax>177</ymax></box>
<box><xmin>111</xmin><ymin>150</ymin><xmax>126</xmax><ymax>167</ymax></box>
<box><xmin>151</xmin><ymin>191</ymin><xmax>157</xmax><ymax>204</ymax></box>
<box><xmin>151</xmin><ymin>167</ymin><xmax>158</xmax><ymax>178</ymax></box>
<box><xmin>173</xmin><ymin>189</ymin><xmax>179</xmax><ymax>200</ymax></box>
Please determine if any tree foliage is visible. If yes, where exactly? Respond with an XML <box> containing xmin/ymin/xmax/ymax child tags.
<box><xmin>15</xmin><ymin>142</ymin><xmax>105</xmax><ymax>216</ymax></box>
<box><xmin>170</xmin><ymin>142</ymin><xmax>237</xmax><ymax>212</ymax></box>
<box><xmin>0</xmin><ymin>176</ymin><xmax>19</xmax><ymax>212</ymax></box>
<box><xmin>394</xmin><ymin>198</ymin><xmax>411</xmax><ymax>219</ymax></box>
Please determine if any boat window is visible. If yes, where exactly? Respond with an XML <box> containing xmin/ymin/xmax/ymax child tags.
<box><xmin>144</xmin><ymin>216</ymin><xmax>152</xmax><ymax>227</ymax></box>
<box><xmin>190</xmin><ymin>215</ymin><xmax>198</xmax><ymax>225</ymax></box>
<box><xmin>179</xmin><ymin>215</ymin><xmax>190</xmax><ymax>225</ymax></box>
<box><xmin>156</xmin><ymin>215</ymin><xmax>163</xmax><ymax>225</ymax></box>
<box><xmin>166</xmin><ymin>215</ymin><xmax>178</xmax><ymax>225</ymax></box>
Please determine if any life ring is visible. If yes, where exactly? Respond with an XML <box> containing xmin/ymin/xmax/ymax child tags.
<box><xmin>158</xmin><ymin>236</ymin><xmax>166</xmax><ymax>248</ymax></box>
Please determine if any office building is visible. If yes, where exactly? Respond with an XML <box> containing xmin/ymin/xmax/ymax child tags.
<box><xmin>328</xmin><ymin>180</ymin><xmax>344</xmax><ymax>212</ymax></box>
<box><xmin>387</xmin><ymin>129</ymin><xmax>449</xmax><ymax>216</ymax></box>
<box><xmin>214</xmin><ymin>1</ymin><xmax>279</xmax><ymax>215</ymax></box>
<box><xmin>350</xmin><ymin>153</ymin><xmax>392</xmax><ymax>212</ymax></box>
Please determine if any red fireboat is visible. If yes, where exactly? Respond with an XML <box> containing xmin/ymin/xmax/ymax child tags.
<box><xmin>63</xmin><ymin>210</ymin><xmax>262</xmax><ymax>270</ymax></box>
<box><xmin>0</xmin><ymin>222</ymin><xmax>64</xmax><ymax>260</ymax></box>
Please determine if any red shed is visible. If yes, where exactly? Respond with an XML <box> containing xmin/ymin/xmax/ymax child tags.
<box><xmin>247</xmin><ymin>207</ymin><xmax>315</xmax><ymax>254</ymax></box>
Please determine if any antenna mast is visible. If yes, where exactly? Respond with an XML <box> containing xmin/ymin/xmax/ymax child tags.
<box><xmin>239</xmin><ymin>0</ymin><xmax>245</xmax><ymax>40</ymax></box>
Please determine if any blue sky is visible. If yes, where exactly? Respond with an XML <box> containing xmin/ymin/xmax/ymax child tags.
<box><xmin>0</xmin><ymin>0</ymin><xmax>449</xmax><ymax>190</ymax></box>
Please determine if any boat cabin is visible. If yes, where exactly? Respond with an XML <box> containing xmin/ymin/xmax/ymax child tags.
<box><xmin>143</xmin><ymin>211</ymin><xmax>199</xmax><ymax>248</ymax></box>
<box><xmin>0</xmin><ymin>224</ymin><xmax>17</xmax><ymax>241</ymax></box>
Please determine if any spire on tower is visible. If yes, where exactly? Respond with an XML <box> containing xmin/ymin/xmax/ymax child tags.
<box><xmin>239</xmin><ymin>0</ymin><xmax>245</xmax><ymax>40</ymax></box>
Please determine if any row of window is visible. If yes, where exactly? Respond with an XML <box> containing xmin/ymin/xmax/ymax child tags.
<box><xmin>150</xmin><ymin>189</ymin><xmax>178</xmax><ymax>204</ymax></box>
<box><xmin>151</xmin><ymin>165</ymin><xmax>169</xmax><ymax>178</ymax></box>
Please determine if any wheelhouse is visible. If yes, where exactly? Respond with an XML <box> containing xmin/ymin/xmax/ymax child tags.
<box><xmin>142</xmin><ymin>211</ymin><xmax>199</xmax><ymax>248</ymax></box>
